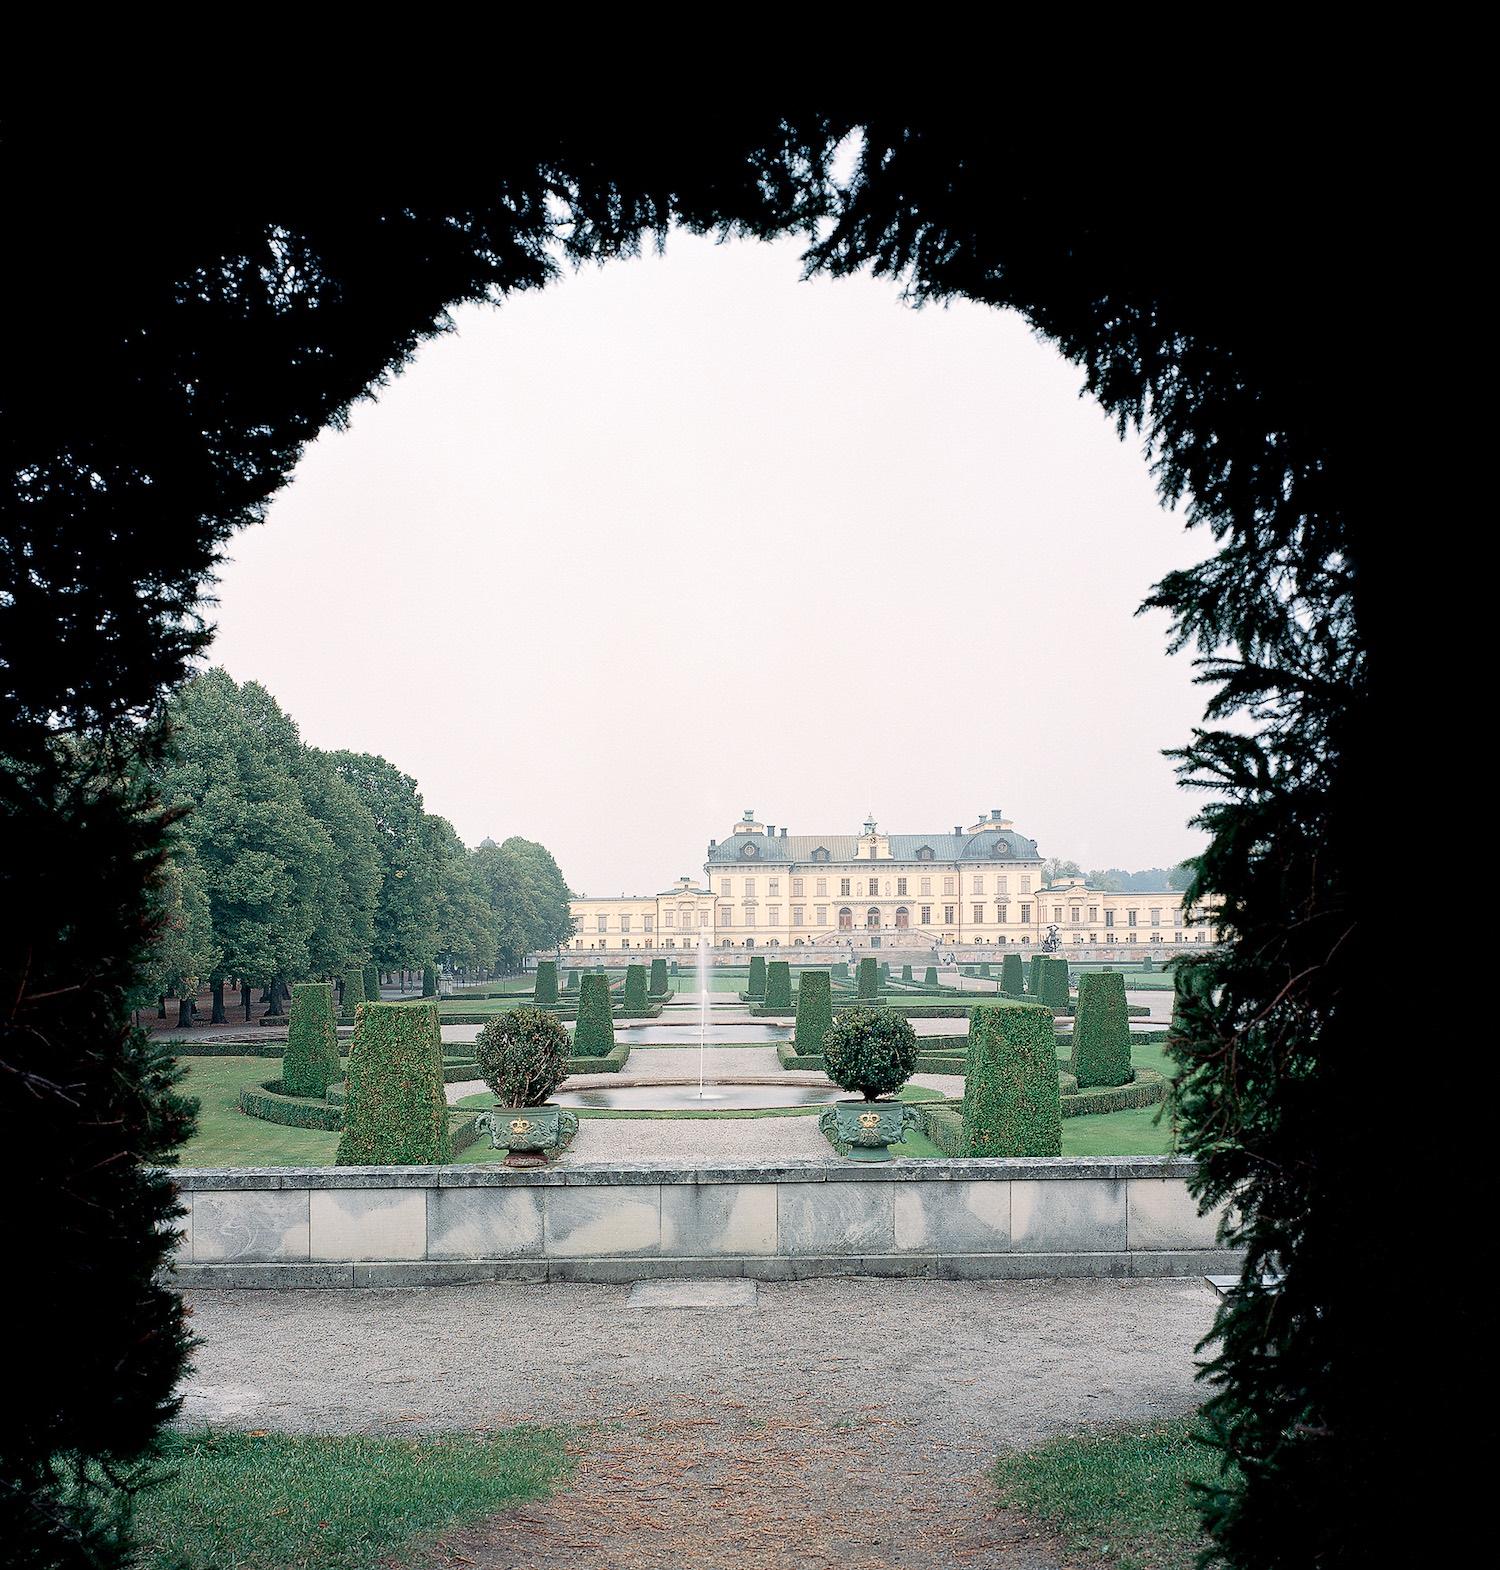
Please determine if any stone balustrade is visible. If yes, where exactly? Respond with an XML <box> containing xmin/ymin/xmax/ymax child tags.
<box><xmin>167</xmin><ymin>1157</ymin><xmax>1240</xmax><ymax>1288</ymax></box>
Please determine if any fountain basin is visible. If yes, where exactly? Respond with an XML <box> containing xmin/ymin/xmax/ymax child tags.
<box><xmin>555</xmin><ymin>1083</ymin><xmax>835</xmax><ymax>1112</ymax></box>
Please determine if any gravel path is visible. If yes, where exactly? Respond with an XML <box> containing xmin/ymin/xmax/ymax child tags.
<box><xmin>181</xmin><ymin>1276</ymin><xmax>1216</xmax><ymax>1568</ymax></box>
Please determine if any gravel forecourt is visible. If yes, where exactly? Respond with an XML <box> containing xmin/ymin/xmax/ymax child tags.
<box><xmin>182</xmin><ymin>1275</ymin><xmax>1219</xmax><ymax>1568</ymax></box>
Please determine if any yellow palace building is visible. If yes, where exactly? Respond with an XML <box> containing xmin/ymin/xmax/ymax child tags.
<box><xmin>567</xmin><ymin>810</ymin><xmax>1215</xmax><ymax>958</ymax></box>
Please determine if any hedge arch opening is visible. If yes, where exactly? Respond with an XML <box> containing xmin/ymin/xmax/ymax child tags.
<box><xmin>2</xmin><ymin>107</ymin><xmax>1410</xmax><ymax>1569</ymax></box>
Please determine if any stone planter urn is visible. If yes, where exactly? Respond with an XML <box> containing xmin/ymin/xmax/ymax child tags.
<box><xmin>822</xmin><ymin>1099</ymin><xmax>918</xmax><ymax>1162</ymax></box>
<box><xmin>475</xmin><ymin>1104</ymin><xmax>577</xmax><ymax>1168</ymax></box>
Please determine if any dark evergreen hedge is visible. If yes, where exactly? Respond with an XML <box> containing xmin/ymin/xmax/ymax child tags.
<box><xmin>961</xmin><ymin>1003</ymin><xmax>1062</xmax><ymax>1156</ymax></box>
<box><xmin>1071</xmin><ymin>970</ymin><xmax>1132</xmax><ymax>1087</ymax></box>
<box><xmin>624</xmin><ymin>963</ymin><xmax>648</xmax><ymax>1011</ymax></box>
<box><xmin>1002</xmin><ymin>954</ymin><xmax>1025</xmax><ymax>995</ymax></box>
<box><xmin>573</xmin><ymin>973</ymin><xmax>616</xmax><ymax>1057</ymax></box>
<box><xmin>533</xmin><ymin>959</ymin><xmax>558</xmax><ymax>1005</ymax></box>
<box><xmin>282</xmin><ymin>983</ymin><xmax>340</xmax><ymax>1098</ymax></box>
<box><xmin>1028</xmin><ymin>954</ymin><xmax>1046</xmax><ymax>996</ymax></box>
<box><xmin>335</xmin><ymin>1001</ymin><xmax>448</xmax><ymax>1164</ymax></box>
<box><xmin>764</xmin><ymin>959</ymin><xmax>792</xmax><ymax>1011</ymax></box>
<box><xmin>649</xmin><ymin>957</ymin><xmax>668</xmax><ymax>995</ymax></box>
<box><xmin>857</xmin><ymin>957</ymin><xmax>879</xmax><ymax>999</ymax></box>
<box><xmin>901</xmin><ymin>963</ymin><xmax>913</xmax><ymax>982</ymax></box>
<box><xmin>794</xmin><ymin>970</ymin><xmax>833</xmax><ymax>1055</ymax></box>
<box><xmin>925</xmin><ymin>965</ymin><xmax>938</xmax><ymax>987</ymax></box>
<box><xmin>565</xmin><ymin>970</ymin><xmax>578</xmax><ymax>990</ymax></box>
<box><xmin>239</xmin><ymin>1079</ymin><xmax>344</xmax><ymax>1131</ymax></box>
<box><xmin>822</xmin><ymin>1004</ymin><xmax>918</xmax><ymax>1100</ymax></box>
<box><xmin>341</xmin><ymin>969</ymin><xmax>365</xmax><ymax>1016</ymax></box>
<box><xmin>747</xmin><ymin>954</ymin><xmax>767</xmax><ymax>998</ymax></box>
<box><xmin>833</xmin><ymin>961</ymin><xmax>849</xmax><ymax>982</ymax></box>
<box><xmin>422</xmin><ymin>962</ymin><xmax>438</xmax><ymax>997</ymax></box>
<box><xmin>364</xmin><ymin>962</ymin><xmax>381</xmax><ymax>1003</ymax></box>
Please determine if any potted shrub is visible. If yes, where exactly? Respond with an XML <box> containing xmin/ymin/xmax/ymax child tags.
<box><xmin>819</xmin><ymin>1005</ymin><xmax>920</xmax><ymax>1161</ymax></box>
<box><xmin>473</xmin><ymin>1006</ymin><xmax>575</xmax><ymax>1166</ymax></box>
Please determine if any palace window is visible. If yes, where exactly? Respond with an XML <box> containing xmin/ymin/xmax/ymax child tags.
<box><xmin>744</xmin><ymin>878</ymin><xmax>756</xmax><ymax>896</ymax></box>
<box><xmin>721</xmin><ymin>909</ymin><xmax>733</xmax><ymax>927</ymax></box>
<box><xmin>868</xmin><ymin>877</ymin><xmax>879</xmax><ymax>896</ymax></box>
<box><xmin>1052</xmin><ymin>906</ymin><xmax>1062</xmax><ymax>923</ymax></box>
<box><xmin>920</xmin><ymin>877</ymin><xmax>931</xmax><ymax>896</ymax></box>
<box><xmin>943</xmin><ymin>905</ymin><xmax>955</xmax><ymax>924</ymax></box>
<box><xmin>1070</xmin><ymin>907</ymin><xmax>1081</xmax><ymax>923</ymax></box>
<box><xmin>621</xmin><ymin>916</ymin><xmax>631</xmax><ymax>932</ymax></box>
<box><xmin>596</xmin><ymin>916</ymin><xmax>607</xmax><ymax>932</ymax></box>
<box><xmin>664</xmin><ymin>911</ymin><xmax>676</xmax><ymax>927</ymax></box>
<box><xmin>720</xmin><ymin>879</ymin><xmax>732</xmax><ymax>896</ymax></box>
<box><xmin>896</xmin><ymin>877</ymin><xmax>907</xmax><ymax>896</ymax></box>
<box><xmin>815</xmin><ymin>878</ymin><xmax>827</xmax><ymax>897</ymax></box>
<box><xmin>1104</xmin><ymin>910</ymin><xmax>1114</xmax><ymax>927</ymax></box>
<box><xmin>812</xmin><ymin>847</ymin><xmax>829</xmax><ymax>862</ymax></box>
<box><xmin>791</xmin><ymin>878</ymin><xmax>803</xmax><ymax>897</ymax></box>
<box><xmin>1089</xmin><ymin>906</ymin><xmax>1099</xmax><ymax>922</ymax></box>
<box><xmin>920</xmin><ymin>905</ymin><xmax>931</xmax><ymax>924</ymax></box>
<box><xmin>815</xmin><ymin>905</ymin><xmax>827</xmax><ymax>925</ymax></box>
<box><xmin>1020</xmin><ymin>875</ymin><xmax>1032</xmax><ymax>894</ymax></box>
<box><xmin>916</xmin><ymin>846</ymin><xmax>934</xmax><ymax>861</ymax></box>
<box><xmin>768</xmin><ymin>906</ymin><xmax>780</xmax><ymax>925</ymax></box>
<box><xmin>1174</xmin><ymin>909</ymin><xmax>1184</xmax><ymax>926</ymax></box>
<box><xmin>998</xmin><ymin>875</ymin><xmax>1009</xmax><ymax>895</ymax></box>
<box><xmin>769</xmin><ymin>880</ymin><xmax>779</xmax><ymax>896</ymax></box>
<box><xmin>1020</xmin><ymin>903</ymin><xmax>1031</xmax><ymax>923</ymax></box>
<box><xmin>972</xmin><ymin>875</ymin><xmax>984</xmax><ymax>895</ymax></box>
<box><xmin>840</xmin><ymin>878</ymin><xmax>851</xmax><ymax>896</ymax></box>
<box><xmin>643</xmin><ymin>916</ymin><xmax>653</xmax><ymax>932</ymax></box>
<box><xmin>1127</xmin><ymin>909</ymin><xmax>1138</xmax><ymax>927</ymax></box>
<box><xmin>943</xmin><ymin>877</ymin><xmax>956</xmax><ymax>896</ymax></box>
<box><xmin>1150</xmin><ymin>908</ymin><xmax>1162</xmax><ymax>926</ymax></box>
<box><xmin>973</xmin><ymin>904</ymin><xmax>983</xmax><ymax>923</ymax></box>
<box><xmin>791</xmin><ymin>906</ymin><xmax>803</xmax><ymax>926</ymax></box>
<box><xmin>743</xmin><ymin>906</ymin><xmax>755</xmax><ymax>928</ymax></box>
<box><xmin>996</xmin><ymin>903</ymin><xmax>1007</xmax><ymax>924</ymax></box>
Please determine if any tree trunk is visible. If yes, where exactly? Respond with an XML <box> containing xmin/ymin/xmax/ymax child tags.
<box><xmin>157</xmin><ymin>994</ymin><xmax>167</xmax><ymax>1020</ymax></box>
<box><xmin>241</xmin><ymin>983</ymin><xmax>252</xmax><ymax>1021</ymax></box>
<box><xmin>210</xmin><ymin>977</ymin><xmax>226</xmax><ymax>1025</ymax></box>
<box><xmin>176</xmin><ymin>996</ymin><xmax>193</xmax><ymax>1029</ymax></box>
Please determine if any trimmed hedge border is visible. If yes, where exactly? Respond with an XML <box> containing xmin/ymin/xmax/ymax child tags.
<box><xmin>563</xmin><ymin>1041</ymin><xmax>632</xmax><ymax>1075</ymax></box>
<box><xmin>918</xmin><ymin>1067</ymin><xmax>1169</xmax><ymax>1153</ymax></box>
<box><xmin>238</xmin><ymin>1079</ymin><xmax>345</xmax><ymax>1131</ymax></box>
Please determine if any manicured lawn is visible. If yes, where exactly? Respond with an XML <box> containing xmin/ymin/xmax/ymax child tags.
<box><xmin>176</xmin><ymin>1057</ymin><xmax>342</xmax><ymax>1167</ymax></box>
<box><xmin>131</xmin><ymin>1428</ymin><xmax>570</xmax><ymax>1570</ymax></box>
<box><xmin>993</xmin><ymin>1418</ymin><xmax>1218</xmax><ymax>1570</ymax></box>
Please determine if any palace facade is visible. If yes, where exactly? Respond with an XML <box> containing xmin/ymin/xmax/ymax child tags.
<box><xmin>567</xmin><ymin>810</ymin><xmax>1215</xmax><ymax>954</ymax></box>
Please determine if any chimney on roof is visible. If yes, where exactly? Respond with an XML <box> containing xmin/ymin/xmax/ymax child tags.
<box><xmin>708</xmin><ymin>839</ymin><xmax>716</xmax><ymax>851</ymax></box>
<box><xmin>767</xmin><ymin>825</ymin><xmax>775</xmax><ymax>838</ymax></box>
<box><xmin>954</xmin><ymin>825</ymin><xmax>962</xmax><ymax>836</ymax></box>
<box><xmin>781</xmin><ymin>827</ymin><xmax>787</xmax><ymax>837</ymax></box>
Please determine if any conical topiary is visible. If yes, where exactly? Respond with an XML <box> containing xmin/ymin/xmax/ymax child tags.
<box><xmin>857</xmin><ymin>957</ymin><xmax>879</xmax><ymax>999</ymax></box>
<box><xmin>962</xmin><ymin>1004</ymin><xmax>1062</xmax><ymax>1157</ymax></box>
<box><xmin>1028</xmin><ymin>953</ymin><xmax>1046</xmax><ymax>997</ymax></box>
<box><xmin>1040</xmin><ymin>956</ymin><xmax>1071</xmax><ymax>1012</ymax></box>
<box><xmin>764</xmin><ymin>959</ymin><xmax>792</xmax><ymax>1011</ymax></box>
<box><xmin>1002</xmin><ymin>954</ymin><xmax>1025</xmax><ymax>996</ymax></box>
<box><xmin>340</xmin><ymin>968</ymin><xmax>365</xmax><ymax>1017</ymax></box>
<box><xmin>364</xmin><ymin>962</ymin><xmax>381</xmax><ymax>1003</ymax></box>
<box><xmin>901</xmin><ymin>964</ymin><xmax>913</xmax><ymax>983</ymax></box>
<box><xmin>573</xmin><ymin>974</ymin><xmax>615</xmax><ymax>1057</ymax></box>
<box><xmin>422</xmin><ymin>962</ymin><xmax>438</xmax><ymax>998</ymax></box>
<box><xmin>1071</xmin><ymin>970</ymin><xmax>1132</xmax><ymax>1088</ymax></box>
<box><xmin>649</xmin><ymin>957</ymin><xmax>668</xmax><ymax>995</ymax></box>
<box><xmin>794</xmin><ymin>970</ymin><xmax>833</xmax><ymax>1056</ymax></box>
<box><xmin>282</xmin><ymin>982</ymin><xmax>340</xmax><ymax>1098</ymax></box>
<box><xmin>335</xmin><ymin>1002</ymin><xmax>448</xmax><ymax>1164</ymax></box>
<box><xmin>747</xmin><ymin>954</ymin><xmax>767</xmax><ymax>999</ymax></box>
<box><xmin>924</xmin><ymin>965</ymin><xmax>938</xmax><ymax>987</ymax></box>
<box><xmin>624</xmin><ymin>963</ymin><xmax>648</xmax><ymax>1011</ymax></box>
<box><xmin>533</xmin><ymin>959</ymin><xmax>558</xmax><ymax>1005</ymax></box>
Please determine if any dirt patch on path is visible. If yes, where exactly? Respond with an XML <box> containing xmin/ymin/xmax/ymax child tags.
<box><xmin>416</xmin><ymin>1401</ymin><xmax>1068</xmax><ymax>1570</ymax></box>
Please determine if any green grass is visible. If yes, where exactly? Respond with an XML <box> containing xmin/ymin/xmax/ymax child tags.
<box><xmin>176</xmin><ymin>1057</ymin><xmax>343</xmax><ymax>1166</ymax></box>
<box><xmin>993</xmin><ymin>1418</ymin><xmax>1217</xmax><ymax>1570</ymax></box>
<box><xmin>130</xmin><ymin>1427</ymin><xmax>570</xmax><ymax>1570</ymax></box>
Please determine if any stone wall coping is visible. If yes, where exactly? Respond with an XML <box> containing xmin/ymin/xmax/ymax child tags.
<box><xmin>169</xmin><ymin>1155</ymin><xmax>1198</xmax><ymax>1191</ymax></box>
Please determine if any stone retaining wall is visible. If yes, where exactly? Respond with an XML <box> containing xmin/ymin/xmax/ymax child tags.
<box><xmin>169</xmin><ymin>1157</ymin><xmax>1240</xmax><ymax>1287</ymax></box>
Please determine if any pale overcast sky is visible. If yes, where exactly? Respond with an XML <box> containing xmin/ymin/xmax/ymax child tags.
<box><xmin>206</xmin><ymin>230</ymin><xmax>1210</xmax><ymax>896</ymax></box>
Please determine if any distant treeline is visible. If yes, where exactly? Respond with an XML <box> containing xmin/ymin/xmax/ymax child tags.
<box><xmin>142</xmin><ymin>669</ymin><xmax>571</xmax><ymax>1012</ymax></box>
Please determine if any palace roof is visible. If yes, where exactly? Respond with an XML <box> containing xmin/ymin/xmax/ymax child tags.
<box><xmin>705</xmin><ymin>829</ymin><xmax>1041</xmax><ymax>865</ymax></box>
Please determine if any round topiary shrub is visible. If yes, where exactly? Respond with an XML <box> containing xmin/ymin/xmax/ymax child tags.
<box><xmin>822</xmin><ymin>1005</ymin><xmax>918</xmax><ymax>1101</ymax></box>
<box><xmin>474</xmin><ymin>1006</ymin><xmax>570</xmax><ymax>1107</ymax></box>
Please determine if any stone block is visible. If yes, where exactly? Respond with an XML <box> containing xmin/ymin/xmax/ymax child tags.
<box><xmin>191</xmin><ymin>1190</ymin><xmax>309</xmax><ymax>1263</ymax></box>
<box><xmin>1127</xmin><ymin>1180</ymin><xmax>1226</xmax><ymax>1251</ymax></box>
<box><xmin>544</xmin><ymin>1186</ymin><xmax>660</xmax><ymax>1257</ymax></box>
<box><xmin>426</xmin><ymin>1188</ymin><xmax>544</xmax><ymax>1260</ymax></box>
<box><xmin>1010</xmin><ymin>1178</ymin><xmax>1126</xmax><ymax>1253</ymax></box>
<box><xmin>893</xmin><ymin>1180</ymin><xmax>1010</xmax><ymax>1253</ymax></box>
<box><xmin>309</xmin><ymin>1189</ymin><xmax>426</xmax><ymax>1261</ymax></box>
<box><xmin>777</xmin><ymin>1182</ymin><xmax>895</xmax><ymax>1256</ymax></box>
<box><xmin>660</xmin><ymin>1183</ymin><xmax>776</xmax><ymax>1257</ymax></box>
